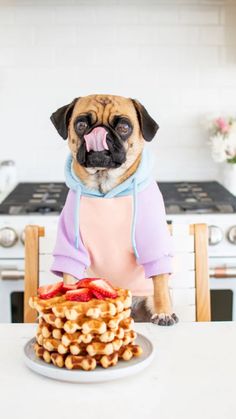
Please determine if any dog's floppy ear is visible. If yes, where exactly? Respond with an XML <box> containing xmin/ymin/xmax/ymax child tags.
<box><xmin>50</xmin><ymin>98</ymin><xmax>79</xmax><ymax>140</ymax></box>
<box><xmin>132</xmin><ymin>99</ymin><xmax>159</xmax><ymax>142</ymax></box>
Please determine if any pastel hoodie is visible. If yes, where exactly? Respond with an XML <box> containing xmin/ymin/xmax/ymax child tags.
<box><xmin>51</xmin><ymin>147</ymin><xmax>174</xmax><ymax>296</ymax></box>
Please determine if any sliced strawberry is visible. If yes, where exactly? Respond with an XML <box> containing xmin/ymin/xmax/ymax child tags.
<box><xmin>87</xmin><ymin>279</ymin><xmax>118</xmax><ymax>299</ymax></box>
<box><xmin>65</xmin><ymin>288</ymin><xmax>93</xmax><ymax>302</ymax></box>
<box><xmin>76</xmin><ymin>278</ymin><xmax>99</xmax><ymax>288</ymax></box>
<box><xmin>38</xmin><ymin>282</ymin><xmax>63</xmax><ymax>299</ymax></box>
<box><xmin>62</xmin><ymin>282</ymin><xmax>80</xmax><ymax>292</ymax></box>
<box><xmin>91</xmin><ymin>289</ymin><xmax>105</xmax><ymax>300</ymax></box>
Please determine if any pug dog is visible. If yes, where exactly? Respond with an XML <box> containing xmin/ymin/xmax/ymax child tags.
<box><xmin>50</xmin><ymin>94</ymin><xmax>178</xmax><ymax>326</ymax></box>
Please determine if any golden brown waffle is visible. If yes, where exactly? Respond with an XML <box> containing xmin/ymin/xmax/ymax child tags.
<box><xmin>51</xmin><ymin>352</ymin><xmax>64</xmax><ymax>368</ymax></box>
<box><xmin>29</xmin><ymin>288</ymin><xmax>131</xmax><ymax>319</ymax></box>
<box><xmin>98</xmin><ymin>352</ymin><xmax>119</xmax><ymax>369</ymax></box>
<box><xmin>118</xmin><ymin>344</ymin><xmax>143</xmax><ymax>361</ymax></box>
<box><xmin>34</xmin><ymin>341</ymin><xmax>143</xmax><ymax>370</ymax></box>
<box><xmin>63</xmin><ymin>318</ymin><xmax>107</xmax><ymax>335</ymax></box>
<box><xmin>65</xmin><ymin>355</ymin><xmax>96</xmax><ymax>370</ymax></box>
<box><xmin>61</xmin><ymin>331</ymin><xmax>93</xmax><ymax>346</ymax></box>
<box><xmin>31</xmin><ymin>286</ymin><xmax>142</xmax><ymax>370</ymax></box>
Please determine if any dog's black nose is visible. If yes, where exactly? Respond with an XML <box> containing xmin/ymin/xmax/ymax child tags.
<box><xmin>86</xmin><ymin>150</ymin><xmax>112</xmax><ymax>168</ymax></box>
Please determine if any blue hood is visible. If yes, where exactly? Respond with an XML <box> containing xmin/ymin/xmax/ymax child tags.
<box><xmin>64</xmin><ymin>147</ymin><xmax>154</xmax><ymax>257</ymax></box>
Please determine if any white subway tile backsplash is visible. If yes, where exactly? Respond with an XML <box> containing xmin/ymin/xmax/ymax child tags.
<box><xmin>0</xmin><ymin>25</ymin><xmax>33</xmax><ymax>47</ymax></box>
<box><xmin>0</xmin><ymin>6</ymin><xmax>15</xmax><ymax>24</ymax></box>
<box><xmin>137</xmin><ymin>5</ymin><xmax>179</xmax><ymax>25</ymax></box>
<box><xmin>180</xmin><ymin>87</ymin><xmax>220</xmax><ymax>108</ymax></box>
<box><xmin>220</xmin><ymin>4</ymin><xmax>236</xmax><ymax>25</ymax></box>
<box><xmin>151</xmin><ymin>146</ymin><xmax>219</xmax><ymax>181</ymax></box>
<box><xmin>54</xmin><ymin>5</ymin><xmax>96</xmax><ymax>24</ymax></box>
<box><xmin>155</xmin><ymin>26</ymin><xmax>199</xmax><ymax>45</ymax></box>
<box><xmin>76</xmin><ymin>25</ymin><xmax>116</xmax><ymax>45</ymax></box>
<box><xmin>199</xmin><ymin>66</ymin><xmax>236</xmax><ymax>88</ymax></box>
<box><xmin>0</xmin><ymin>0</ymin><xmax>235</xmax><ymax>182</ymax></box>
<box><xmin>13</xmin><ymin>46</ymin><xmax>54</xmax><ymax>67</ymax></box>
<box><xmin>157</xmin><ymin>68</ymin><xmax>199</xmax><ymax>88</ymax></box>
<box><xmin>138</xmin><ymin>45</ymin><xmax>219</xmax><ymax>68</ymax></box>
<box><xmin>114</xmin><ymin>25</ymin><xmax>199</xmax><ymax>46</ymax></box>
<box><xmin>179</xmin><ymin>5</ymin><xmax>219</xmax><ymax>24</ymax></box>
<box><xmin>34</xmin><ymin>25</ymin><xmax>77</xmax><ymax>46</ymax></box>
<box><xmin>199</xmin><ymin>26</ymin><xmax>225</xmax><ymax>45</ymax></box>
<box><xmin>0</xmin><ymin>47</ymin><xmax>16</xmax><ymax>66</ymax></box>
<box><xmin>224</xmin><ymin>26</ymin><xmax>236</xmax><ymax>45</ymax></box>
<box><xmin>219</xmin><ymin>44</ymin><xmax>236</xmax><ymax>65</ymax></box>
<box><xmin>13</xmin><ymin>5</ymin><xmax>54</xmax><ymax>24</ymax></box>
<box><xmin>219</xmin><ymin>87</ymin><xmax>236</xmax><ymax>108</ymax></box>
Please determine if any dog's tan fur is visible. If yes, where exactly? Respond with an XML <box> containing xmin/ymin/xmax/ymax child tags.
<box><xmin>59</xmin><ymin>94</ymin><xmax>173</xmax><ymax>321</ymax></box>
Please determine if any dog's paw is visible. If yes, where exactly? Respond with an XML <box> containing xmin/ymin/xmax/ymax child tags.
<box><xmin>150</xmin><ymin>312</ymin><xmax>179</xmax><ymax>326</ymax></box>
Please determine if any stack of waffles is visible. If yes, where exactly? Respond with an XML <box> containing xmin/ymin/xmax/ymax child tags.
<box><xmin>29</xmin><ymin>279</ymin><xmax>143</xmax><ymax>371</ymax></box>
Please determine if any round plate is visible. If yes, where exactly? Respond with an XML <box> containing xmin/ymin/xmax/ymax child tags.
<box><xmin>23</xmin><ymin>333</ymin><xmax>154</xmax><ymax>383</ymax></box>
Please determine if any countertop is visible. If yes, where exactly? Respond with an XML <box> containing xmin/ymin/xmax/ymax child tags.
<box><xmin>0</xmin><ymin>322</ymin><xmax>236</xmax><ymax>419</ymax></box>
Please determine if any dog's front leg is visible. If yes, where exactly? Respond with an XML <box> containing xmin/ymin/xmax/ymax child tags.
<box><xmin>151</xmin><ymin>274</ymin><xmax>179</xmax><ymax>326</ymax></box>
<box><xmin>63</xmin><ymin>273</ymin><xmax>77</xmax><ymax>284</ymax></box>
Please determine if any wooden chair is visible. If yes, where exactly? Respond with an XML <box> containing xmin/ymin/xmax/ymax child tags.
<box><xmin>24</xmin><ymin>223</ymin><xmax>211</xmax><ymax>323</ymax></box>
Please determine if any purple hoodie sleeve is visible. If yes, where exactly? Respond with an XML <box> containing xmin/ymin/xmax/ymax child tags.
<box><xmin>135</xmin><ymin>181</ymin><xmax>174</xmax><ymax>278</ymax></box>
<box><xmin>51</xmin><ymin>190</ymin><xmax>90</xmax><ymax>279</ymax></box>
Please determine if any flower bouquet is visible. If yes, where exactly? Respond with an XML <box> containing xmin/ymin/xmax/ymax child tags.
<box><xmin>208</xmin><ymin>117</ymin><xmax>236</xmax><ymax>195</ymax></box>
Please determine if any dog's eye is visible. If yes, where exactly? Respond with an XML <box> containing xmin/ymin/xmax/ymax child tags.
<box><xmin>115</xmin><ymin>121</ymin><xmax>131</xmax><ymax>137</ymax></box>
<box><xmin>75</xmin><ymin>119</ymin><xmax>88</xmax><ymax>135</ymax></box>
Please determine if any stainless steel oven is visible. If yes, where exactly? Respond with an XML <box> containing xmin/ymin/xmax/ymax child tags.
<box><xmin>0</xmin><ymin>182</ymin><xmax>67</xmax><ymax>323</ymax></box>
<box><xmin>0</xmin><ymin>181</ymin><xmax>236</xmax><ymax>323</ymax></box>
<box><xmin>210</xmin><ymin>259</ymin><xmax>236</xmax><ymax>321</ymax></box>
<box><xmin>0</xmin><ymin>259</ymin><xmax>24</xmax><ymax>322</ymax></box>
<box><xmin>169</xmin><ymin>213</ymin><xmax>236</xmax><ymax>321</ymax></box>
<box><xmin>0</xmin><ymin>215</ymin><xmax>59</xmax><ymax>323</ymax></box>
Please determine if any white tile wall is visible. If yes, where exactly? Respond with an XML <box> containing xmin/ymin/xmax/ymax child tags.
<box><xmin>0</xmin><ymin>0</ymin><xmax>236</xmax><ymax>182</ymax></box>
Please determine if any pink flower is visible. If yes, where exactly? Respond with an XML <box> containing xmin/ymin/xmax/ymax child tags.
<box><xmin>215</xmin><ymin>117</ymin><xmax>230</xmax><ymax>134</ymax></box>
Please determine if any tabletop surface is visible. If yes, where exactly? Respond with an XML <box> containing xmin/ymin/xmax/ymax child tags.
<box><xmin>0</xmin><ymin>322</ymin><xmax>236</xmax><ymax>419</ymax></box>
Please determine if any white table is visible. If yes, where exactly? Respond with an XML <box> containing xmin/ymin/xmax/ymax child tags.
<box><xmin>0</xmin><ymin>322</ymin><xmax>236</xmax><ymax>419</ymax></box>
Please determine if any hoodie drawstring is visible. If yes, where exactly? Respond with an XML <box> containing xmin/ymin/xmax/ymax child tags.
<box><xmin>131</xmin><ymin>178</ymin><xmax>139</xmax><ymax>258</ymax></box>
<box><xmin>75</xmin><ymin>185</ymin><xmax>82</xmax><ymax>249</ymax></box>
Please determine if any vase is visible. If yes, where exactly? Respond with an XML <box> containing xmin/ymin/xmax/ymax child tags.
<box><xmin>220</xmin><ymin>163</ymin><xmax>236</xmax><ymax>196</ymax></box>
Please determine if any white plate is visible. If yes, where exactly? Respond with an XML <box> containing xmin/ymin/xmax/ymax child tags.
<box><xmin>23</xmin><ymin>333</ymin><xmax>154</xmax><ymax>383</ymax></box>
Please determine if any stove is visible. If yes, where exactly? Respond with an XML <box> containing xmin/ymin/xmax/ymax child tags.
<box><xmin>0</xmin><ymin>180</ymin><xmax>236</xmax><ymax>323</ymax></box>
<box><xmin>158</xmin><ymin>181</ymin><xmax>236</xmax><ymax>214</ymax></box>
<box><xmin>0</xmin><ymin>182</ymin><xmax>68</xmax><ymax>215</ymax></box>
<box><xmin>157</xmin><ymin>181</ymin><xmax>236</xmax><ymax>323</ymax></box>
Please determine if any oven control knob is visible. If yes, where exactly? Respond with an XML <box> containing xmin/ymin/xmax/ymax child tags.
<box><xmin>228</xmin><ymin>226</ymin><xmax>236</xmax><ymax>244</ymax></box>
<box><xmin>20</xmin><ymin>230</ymin><xmax>25</xmax><ymax>245</ymax></box>
<box><xmin>208</xmin><ymin>225</ymin><xmax>223</xmax><ymax>246</ymax></box>
<box><xmin>0</xmin><ymin>227</ymin><xmax>18</xmax><ymax>248</ymax></box>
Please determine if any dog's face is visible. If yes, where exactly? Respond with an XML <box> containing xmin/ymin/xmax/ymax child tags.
<box><xmin>51</xmin><ymin>94</ymin><xmax>158</xmax><ymax>179</ymax></box>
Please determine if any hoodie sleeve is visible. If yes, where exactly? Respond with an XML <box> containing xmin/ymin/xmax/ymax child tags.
<box><xmin>51</xmin><ymin>190</ymin><xmax>90</xmax><ymax>279</ymax></box>
<box><xmin>135</xmin><ymin>181</ymin><xmax>174</xmax><ymax>278</ymax></box>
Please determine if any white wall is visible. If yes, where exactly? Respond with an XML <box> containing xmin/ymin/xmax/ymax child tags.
<box><xmin>0</xmin><ymin>0</ymin><xmax>236</xmax><ymax>182</ymax></box>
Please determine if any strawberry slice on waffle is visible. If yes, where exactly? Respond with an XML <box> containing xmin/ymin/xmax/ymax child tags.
<box><xmin>76</xmin><ymin>278</ymin><xmax>99</xmax><ymax>288</ymax></box>
<box><xmin>38</xmin><ymin>281</ymin><xmax>63</xmax><ymax>299</ymax></box>
<box><xmin>91</xmin><ymin>289</ymin><xmax>105</xmax><ymax>300</ymax></box>
<box><xmin>65</xmin><ymin>288</ymin><xmax>93</xmax><ymax>302</ymax></box>
<box><xmin>62</xmin><ymin>282</ymin><xmax>80</xmax><ymax>292</ymax></box>
<box><xmin>86</xmin><ymin>279</ymin><xmax>118</xmax><ymax>299</ymax></box>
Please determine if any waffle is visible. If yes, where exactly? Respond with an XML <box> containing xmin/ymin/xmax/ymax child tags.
<box><xmin>31</xmin><ymin>286</ymin><xmax>142</xmax><ymax>370</ymax></box>
<box><xmin>29</xmin><ymin>288</ymin><xmax>132</xmax><ymax>318</ymax></box>
<box><xmin>34</xmin><ymin>342</ymin><xmax>143</xmax><ymax>370</ymax></box>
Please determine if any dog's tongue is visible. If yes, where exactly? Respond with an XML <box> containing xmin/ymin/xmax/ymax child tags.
<box><xmin>84</xmin><ymin>127</ymin><xmax>109</xmax><ymax>152</ymax></box>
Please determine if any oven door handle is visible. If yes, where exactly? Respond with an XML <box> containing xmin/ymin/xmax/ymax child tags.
<box><xmin>0</xmin><ymin>270</ymin><xmax>24</xmax><ymax>280</ymax></box>
<box><xmin>210</xmin><ymin>267</ymin><xmax>236</xmax><ymax>278</ymax></box>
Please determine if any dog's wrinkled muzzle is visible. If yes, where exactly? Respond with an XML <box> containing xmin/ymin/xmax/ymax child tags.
<box><xmin>84</xmin><ymin>127</ymin><xmax>109</xmax><ymax>152</ymax></box>
<box><xmin>77</xmin><ymin>125</ymin><xmax>126</xmax><ymax>169</ymax></box>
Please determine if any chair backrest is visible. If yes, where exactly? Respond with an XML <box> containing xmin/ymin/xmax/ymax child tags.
<box><xmin>24</xmin><ymin>223</ymin><xmax>211</xmax><ymax>323</ymax></box>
